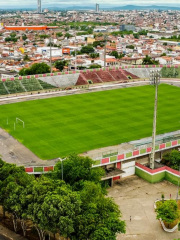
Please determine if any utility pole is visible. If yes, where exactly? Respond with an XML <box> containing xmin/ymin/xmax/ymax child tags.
<box><xmin>150</xmin><ymin>70</ymin><xmax>160</xmax><ymax>169</ymax></box>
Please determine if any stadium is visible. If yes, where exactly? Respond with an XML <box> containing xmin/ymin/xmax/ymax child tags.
<box><xmin>1</xmin><ymin>65</ymin><xmax>180</xmax><ymax>185</ymax></box>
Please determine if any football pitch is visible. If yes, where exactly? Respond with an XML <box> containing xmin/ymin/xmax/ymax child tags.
<box><xmin>0</xmin><ymin>84</ymin><xmax>180</xmax><ymax>160</ymax></box>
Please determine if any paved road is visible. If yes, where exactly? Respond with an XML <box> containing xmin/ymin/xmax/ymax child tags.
<box><xmin>108</xmin><ymin>175</ymin><xmax>180</xmax><ymax>240</ymax></box>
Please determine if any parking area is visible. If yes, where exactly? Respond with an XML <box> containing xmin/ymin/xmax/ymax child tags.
<box><xmin>108</xmin><ymin>175</ymin><xmax>179</xmax><ymax>240</ymax></box>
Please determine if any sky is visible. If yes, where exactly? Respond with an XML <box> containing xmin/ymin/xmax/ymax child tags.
<box><xmin>0</xmin><ymin>0</ymin><xmax>180</xmax><ymax>8</ymax></box>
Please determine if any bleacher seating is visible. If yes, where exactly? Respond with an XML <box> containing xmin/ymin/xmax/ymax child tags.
<box><xmin>21</xmin><ymin>78</ymin><xmax>43</xmax><ymax>92</ymax></box>
<box><xmin>38</xmin><ymin>79</ymin><xmax>56</xmax><ymax>89</ymax></box>
<box><xmin>0</xmin><ymin>67</ymin><xmax>156</xmax><ymax>96</ymax></box>
<box><xmin>109</xmin><ymin>70</ymin><xmax>128</xmax><ymax>81</ymax></box>
<box><xmin>127</xmin><ymin>68</ymin><xmax>161</xmax><ymax>79</ymax></box>
<box><xmin>0</xmin><ymin>82</ymin><xmax>8</xmax><ymax>95</ymax></box>
<box><xmin>76</xmin><ymin>74</ymin><xmax>88</xmax><ymax>85</ymax></box>
<box><xmin>123</xmin><ymin>70</ymin><xmax>139</xmax><ymax>79</ymax></box>
<box><xmin>4</xmin><ymin>80</ymin><xmax>24</xmax><ymax>94</ymax></box>
<box><xmin>38</xmin><ymin>73</ymin><xmax>79</xmax><ymax>88</ymax></box>
<box><xmin>81</xmin><ymin>72</ymin><xmax>103</xmax><ymax>84</ymax></box>
<box><xmin>96</xmin><ymin>71</ymin><xmax>115</xmax><ymax>82</ymax></box>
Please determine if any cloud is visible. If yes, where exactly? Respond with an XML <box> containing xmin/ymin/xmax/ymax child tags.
<box><xmin>1</xmin><ymin>0</ymin><xmax>180</xmax><ymax>7</ymax></box>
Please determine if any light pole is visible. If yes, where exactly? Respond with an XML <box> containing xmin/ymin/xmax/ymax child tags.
<box><xmin>58</xmin><ymin>157</ymin><xmax>63</xmax><ymax>180</ymax></box>
<box><xmin>150</xmin><ymin>70</ymin><xmax>160</xmax><ymax>170</ymax></box>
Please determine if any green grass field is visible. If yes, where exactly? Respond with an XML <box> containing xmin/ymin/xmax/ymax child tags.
<box><xmin>0</xmin><ymin>84</ymin><xmax>180</xmax><ymax>159</ymax></box>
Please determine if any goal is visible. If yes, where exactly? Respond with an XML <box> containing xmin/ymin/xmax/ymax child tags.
<box><xmin>16</xmin><ymin>118</ymin><xmax>25</xmax><ymax>128</ymax></box>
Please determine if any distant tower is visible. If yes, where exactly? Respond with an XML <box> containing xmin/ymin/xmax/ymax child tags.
<box><xmin>96</xmin><ymin>3</ymin><xmax>99</xmax><ymax>12</ymax></box>
<box><xmin>37</xmin><ymin>0</ymin><xmax>42</xmax><ymax>13</ymax></box>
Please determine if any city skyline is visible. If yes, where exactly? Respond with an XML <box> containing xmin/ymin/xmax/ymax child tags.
<box><xmin>1</xmin><ymin>0</ymin><xmax>180</xmax><ymax>8</ymax></box>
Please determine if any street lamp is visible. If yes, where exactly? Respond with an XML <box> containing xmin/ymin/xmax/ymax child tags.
<box><xmin>58</xmin><ymin>157</ymin><xmax>63</xmax><ymax>180</ymax></box>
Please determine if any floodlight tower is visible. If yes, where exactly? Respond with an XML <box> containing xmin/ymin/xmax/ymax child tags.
<box><xmin>150</xmin><ymin>70</ymin><xmax>160</xmax><ymax>169</ymax></box>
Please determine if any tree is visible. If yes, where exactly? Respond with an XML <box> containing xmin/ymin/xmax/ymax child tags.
<box><xmin>160</xmin><ymin>53</ymin><xmax>166</xmax><ymax>56</ymax></box>
<box><xmin>4</xmin><ymin>173</ymin><xmax>34</xmax><ymax>235</ymax></box>
<box><xmin>89</xmin><ymin>64</ymin><xmax>102</xmax><ymax>69</ymax></box>
<box><xmin>39</xmin><ymin>34</ymin><xmax>49</xmax><ymax>39</ymax></box>
<box><xmin>133</xmin><ymin>33</ymin><xmax>139</xmax><ymax>39</ymax></box>
<box><xmin>10</xmin><ymin>32</ymin><xmax>16</xmax><ymax>38</ymax></box>
<box><xmin>93</xmin><ymin>41</ymin><xmax>105</xmax><ymax>48</ymax></box>
<box><xmin>81</xmin><ymin>45</ymin><xmax>95</xmax><ymax>54</ymax></box>
<box><xmin>56</xmin><ymin>32</ymin><xmax>63</xmax><ymax>37</ymax></box>
<box><xmin>90</xmin><ymin>53</ymin><xmax>99</xmax><ymax>58</ymax></box>
<box><xmin>110</xmin><ymin>50</ymin><xmax>119</xmax><ymax>59</ymax></box>
<box><xmin>162</xmin><ymin>150</ymin><xmax>180</xmax><ymax>170</ymax></box>
<box><xmin>142</xmin><ymin>55</ymin><xmax>159</xmax><ymax>65</ymax></box>
<box><xmin>19</xmin><ymin>62</ymin><xmax>50</xmax><ymax>76</ymax></box>
<box><xmin>155</xmin><ymin>200</ymin><xmax>180</xmax><ymax>227</ymax></box>
<box><xmin>71</xmin><ymin>181</ymin><xmax>126</xmax><ymax>240</ymax></box>
<box><xmin>126</xmin><ymin>45</ymin><xmax>134</xmax><ymax>49</ymax></box>
<box><xmin>0</xmin><ymin>159</ymin><xmax>34</xmax><ymax>234</ymax></box>
<box><xmin>51</xmin><ymin>154</ymin><xmax>105</xmax><ymax>191</ymax></box>
<box><xmin>26</xmin><ymin>176</ymin><xmax>57</xmax><ymax>240</ymax></box>
<box><xmin>26</xmin><ymin>176</ymin><xmax>81</xmax><ymax>240</ymax></box>
<box><xmin>23</xmin><ymin>54</ymin><xmax>30</xmax><ymax>61</ymax></box>
<box><xmin>163</xmin><ymin>42</ymin><xmax>167</xmax><ymax>46</ymax></box>
<box><xmin>55</xmin><ymin>60</ymin><xmax>69</xmax><ymax>71</ymax></box>
<box><xmin>22</xmin><ymin>34</ymin><xmax>27</xmax><ymax>41</ymax></box>
<box><xmin>167</xmin><ymin>48</ymin><xmax>173</xmax><ymax>52</ymax></box>
<box><xmin>39</xmin><ymin>187</ymin><xmax>81</xmax><ymax>239</ymax></box>
<box><xmin>65</xmin><ymin>33</ymin><xmax>73</xmax><ymax>39</ymax></box>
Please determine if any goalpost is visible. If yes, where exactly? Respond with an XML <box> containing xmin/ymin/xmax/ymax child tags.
<box><xmin>16</xmin><ymin>118</ymin><xmax>25</xmax><ymax>128</ymax></box>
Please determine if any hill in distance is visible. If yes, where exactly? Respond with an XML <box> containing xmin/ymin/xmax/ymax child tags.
<box><xmin>1</xmin><ymin>5</ymin><xmax>180</xmax><ymax>11</ymax></box>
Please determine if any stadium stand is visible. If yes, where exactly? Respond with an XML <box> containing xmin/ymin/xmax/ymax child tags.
<box><xmin>0</xmin><ymin>68</ymin><xmax>144</xmax><ymax>96</ymax></box>
<box><xmin>80</xmin><ymin>72</ymin><xmax>103</xmax><ymax>84</ymax></box>
<box><xmin>38</xmin><ymin>80</ymin><xmax>56</xmax><ymax>89</ymax></box>
<box><xmin>123</xmin><ymin>70</ymin><xmax>139</xmax><ymax>79</ymax></box>
<box><xmin>109</xmin><ymin>70</ymin><xmax>128</xmax><ymax>80</ymax></box>
<box><xmin>21</xmin><ymin>78</ymin><xmax>43</xmax><ymax>92</ymax></box>
<box><xmin>4</xmin><ymin>80</ymin><xmax>24</xmax><ymax>94</ymax></box>
<box><xmin>0</xmin><ymin>82</ymin><xmax>8</xmax><ymax>95</ymax></box>
<box><xmin>38</xmin><ymin>73</ymin><xmax>79</xmax><ymax>88</ymax></box>
<box><xmin>127</xmin><ymin>68</ymin><xmax>161</xmax><ymax>79</ymax></box>
<box><xmin>76</xmin><ymin>74</ymin><xmax>88</xmax><ymax>85</ymax></box>
<box><xmin>96</xmin><ymin>71</ymin><xmax>115</xmax><ymax>82</ymax></box>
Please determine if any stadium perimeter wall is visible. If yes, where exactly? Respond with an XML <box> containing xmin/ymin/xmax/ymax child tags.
<box><xmin>135</xmin><ymin>163</ymin><xmax>180</xmax><ymax>185</ymax></box>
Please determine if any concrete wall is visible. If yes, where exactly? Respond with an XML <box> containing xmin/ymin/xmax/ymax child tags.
<box><xmin>135</xmin><ymin>164</ymin><xmax>179</xmax><ymax>185</ymax></box>
<box><xmin>135</xmin><ymin>167</ymin><xmax>166</xmax><ymax>183</ymax></box>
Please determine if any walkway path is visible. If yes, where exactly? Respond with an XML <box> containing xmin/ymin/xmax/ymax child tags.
<box><xmin>108</xmin><ymin>175</ymin><xmax>179</xmax><ymax>240</ymax></box>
